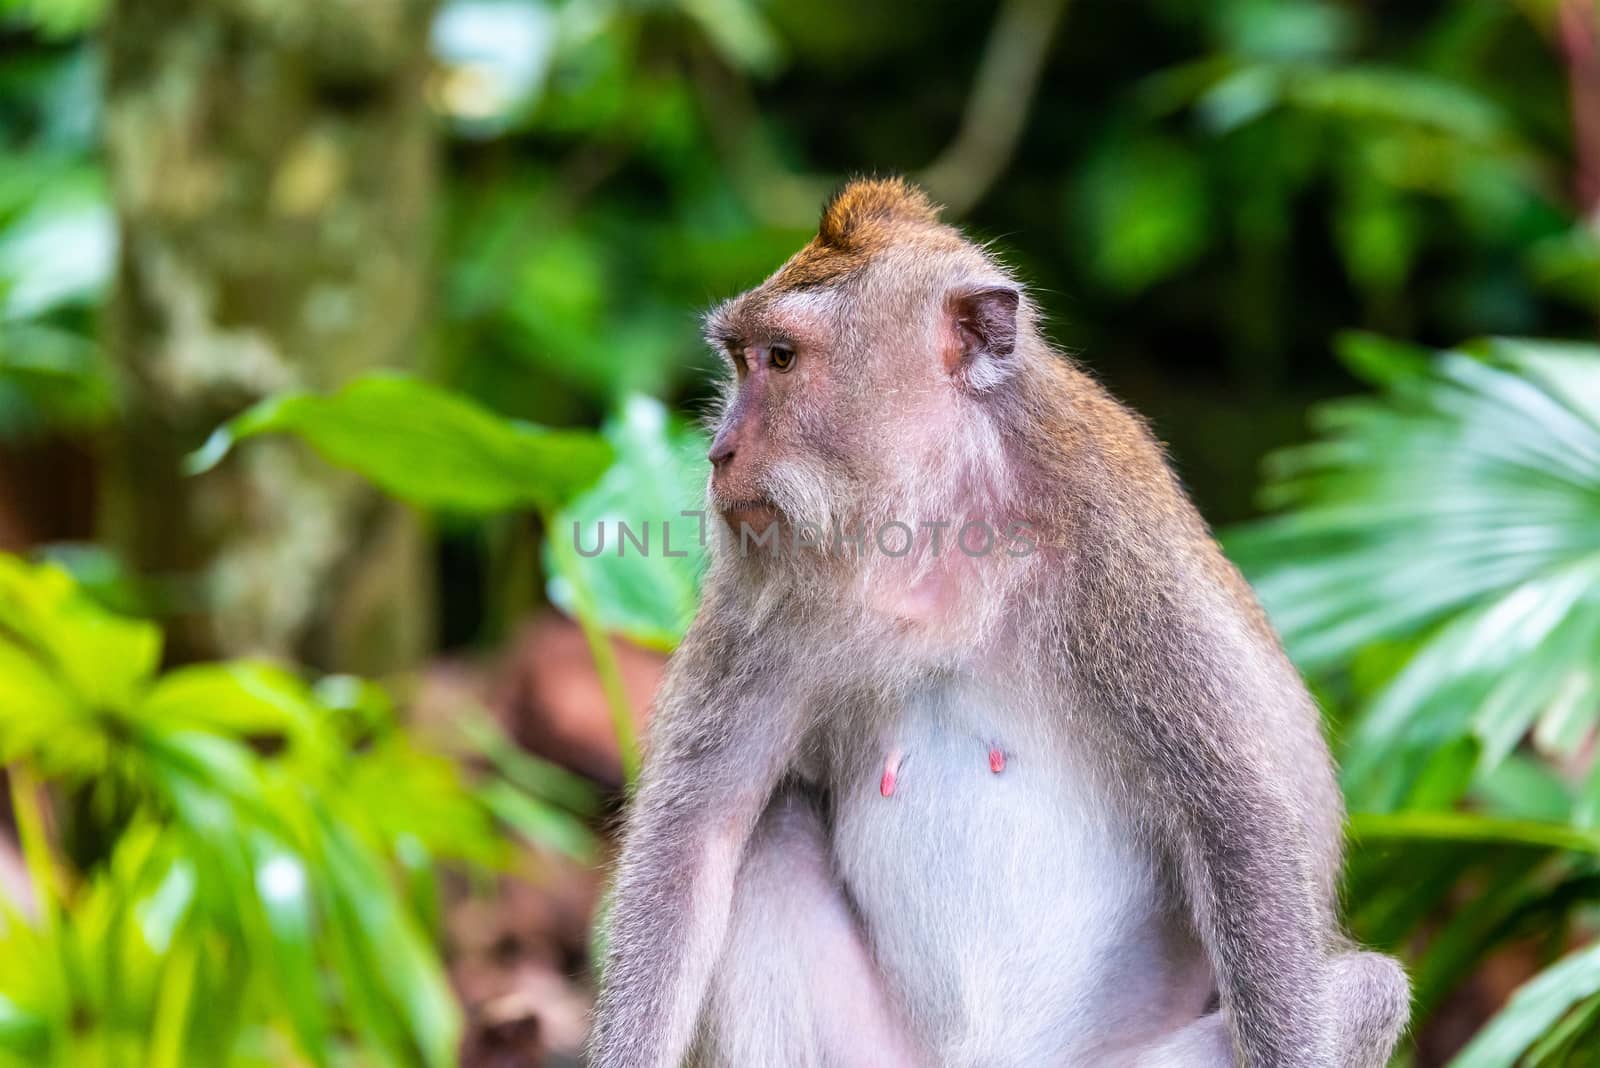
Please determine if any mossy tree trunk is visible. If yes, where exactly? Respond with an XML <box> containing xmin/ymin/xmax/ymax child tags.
<box><xmin>101</xmin><ymin>0</ymin><xmax>437</xmax><ymax>671</ymax></box>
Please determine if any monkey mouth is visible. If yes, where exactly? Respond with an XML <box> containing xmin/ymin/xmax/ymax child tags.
<box><xmin>715</xmin><ymin>497</ymin><xmax>782</xmax><ymax>534</ymax></box>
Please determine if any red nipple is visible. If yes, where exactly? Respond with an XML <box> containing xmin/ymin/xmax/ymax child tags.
<box><xmin>880</xmin><ymin>748</ymin><xmax>903</xmax><ymax>798</ymax></box>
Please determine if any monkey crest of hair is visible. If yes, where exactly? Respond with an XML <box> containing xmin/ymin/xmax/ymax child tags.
<box><xmin>591</xmin><ymin>176</ymin><xmax>1413</xmax><ymax>1068</ymax></box>
<box><xmin>817</xmin><ymin>176</ymin><xmax>942</xmax><ymax>250</ymax></box>
<box><xmin>763</xmin><ymin>176</ymin><xmax>966</xmax><ymax>291</ymax></box>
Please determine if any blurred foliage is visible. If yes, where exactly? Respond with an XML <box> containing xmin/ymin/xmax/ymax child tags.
<box><xmin>1231</xmin><ymin>339</ymin><xmax>1600</xmax><ymax>1065</ymax></box>
<box><xmin>3</xmin><ymin>0</ymin><xmax>1600</xmax><ymax>1064</ymax></box>
<box><xmin>0</xmin><ymin>553</ymin><xmax>594</xmax><ymax>1066</ymax></box>
<box><xmin>1231</xmin><ymin>336</ymin><xmax>1600</xmax><ymax>815</ymax></box>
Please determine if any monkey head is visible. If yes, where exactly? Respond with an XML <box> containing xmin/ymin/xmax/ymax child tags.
<box><xmin>702</xmin><ymin>177</ymin><xmax>1027</xmax><ymax>563</ymax></box>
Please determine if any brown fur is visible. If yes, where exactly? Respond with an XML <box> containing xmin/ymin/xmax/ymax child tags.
<box><xmin>768</xmin><ymin>176</ymin><xmax>964</xmax><ymax>290</ymax></box>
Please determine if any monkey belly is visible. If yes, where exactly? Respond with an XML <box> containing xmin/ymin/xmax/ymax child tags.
<box><xmin>827</xmin><ymin>687</ymin><xmax>1213</xmax><ymax>1067</ymax></box>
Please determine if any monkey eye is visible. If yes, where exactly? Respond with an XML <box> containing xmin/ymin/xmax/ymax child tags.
<box><xmin>769</xmin><ymin>344</ymin><xmax>796</xmax><ymax>372</ymax></box>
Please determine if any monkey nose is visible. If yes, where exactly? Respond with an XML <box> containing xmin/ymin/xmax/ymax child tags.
<box><xmin>708</xmin><ymin>438</ymin><xmax>735</xmax><ymax>468</ymax></box>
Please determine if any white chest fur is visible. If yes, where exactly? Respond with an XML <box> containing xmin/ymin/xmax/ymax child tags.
<box><xmin>825</xmin><ymin>677</ymin><xmax>1212</xmax><ymax>1066</ymax></box>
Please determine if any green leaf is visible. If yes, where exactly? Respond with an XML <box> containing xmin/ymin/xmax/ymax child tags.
<box><xmin>135</xmin><ymin>662</ymin><xmax>329</xmax><ymax>761</ymax></box>
<box><xmin>1228</xmin><ymin>341</ymin><xmax>1600</xmax><ymax>808</ymax></box>
<box><xmin>1331</xmin><ymin>334</ymin><xmax>1433</xmax><ymax>388</ymax></box>
<box><xmin>479</xmin><ymin>780</ymin><xmax>597</xmax><ymax>862</ymax></box>
<box><xmin>1216</xmin><ymin>0</ymin><xmax>1356</xmax><ymax>61</ymax></box>
<box><xmin>0</xmin><ymin>550</ymin><xmax>503</xmax><ymax>1066</ymax></box>
<box><xmin>246</xmin><ymin>835</ymin><xmax>329</xmax><ymax>1067</ymax></box>
<box><xmin>1349</xmin><ymin>811</ymin><xmax>1600</xmax><ymax>856</ymax></box>
<box><xmin>0</xmin><ymin>323</ymin><xmax>112</xmax><ymax>437</ymax></box>
<box><xmin>0</xmin><ymin>183</ymin><xmax>113</xmax><ymax>320</ymax></box>
<box><xmin>0</xmin><ymin>554</ymin><xmax>166</xmax><ymax>780</ymax></box>
<box><xmin>1285</xmin><ymin>66</ymin><xmax>1511</xmax><ymax>146</ymax></box>
<box><xmin>318</xmin><ymin>822</ymin><xmax>460</xmax><ymax>1068</ymax></box>
<box><xmin>189</xmin><ymin>373</ymin><xmax>613</xmax><ymax>514</ymax></box>
<box><xmin>0</xmin><ymin>994</ymin><xmax>48</xmax><ymax>1060</ymax></box>
<box><xmin>0</xmin><ymin>0</ymin><xmax>108</xmax><ymax>36</ymax></box>
<box><xmin>546</xmin><ymin>394</ymin><xmax>709</xmax><ymax>648</ymax></box>
<box><xmin>1452</xmin><ymin>940</ymin><xmax>1600</xmax><ymax>1068</ymax></box>
<box><xmin>461</xmin><ymin>714</ymin><xmax>599</xmax><ymax>818</ymax></box>
<box><xmin>1333</xmin><ymin>173</ymin><xmax>1418</xmax><ymax>295</ymax></box>
<box><xmin>1472</xmin><ymin>756</ymin><xmax>1574</xmax><ymax>824</ymax></box>
<box><xmin>0</xmin><ymin>640</ymin><xmax>82</xmax><ymax>766</ymax></box>
<box><xmin>676</xmin><ymin>0</ymin><xmax>783</xmax><ymax>73</ymax></box>
<box><xmin>1525</xmin><ymin>991</ymin><xmax>1600</xmax><ymax>1064</ymax></box>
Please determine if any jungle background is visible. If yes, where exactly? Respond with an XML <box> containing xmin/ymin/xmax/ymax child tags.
<box><xmin>2</xmin><ymin>0</ymin><xmax>1600</xmax><ymax>1064</ymax></box>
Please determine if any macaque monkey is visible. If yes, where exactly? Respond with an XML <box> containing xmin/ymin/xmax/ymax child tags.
<box><xmin>589</xmin><ymin>178</ymin><xmax>1410</xmax><ymax>1067</ymax></box>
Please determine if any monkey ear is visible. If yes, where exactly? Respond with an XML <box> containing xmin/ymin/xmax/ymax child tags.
<box><xmin>944</xmin><ymin>285</ymin><xmax>1020</xmax><ymax>390</ymax></box>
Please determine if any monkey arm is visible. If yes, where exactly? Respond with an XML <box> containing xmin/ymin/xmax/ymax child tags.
<box><xmin>1070</xmin><ymin>554</ymin><xmax>1339</xmax><ymax>1068</ymax></box>
<box><xmin>588</xmin><ymin>618</ymin><xmax>805</xmax><ymax>1068</ymax></box>
<box><xmin>1155</xmin><ymin>717</ymin><xmax>1335</xmax><ymax>1068</ymax></box>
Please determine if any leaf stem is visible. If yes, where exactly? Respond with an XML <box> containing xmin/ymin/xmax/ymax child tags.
<box><xmin>544</xmin><ymin>511</ymin><xmax>641</xmax><ymax>784</ymax></box>
<box><xmin>1350</xmin><ymin>810</ymin><xmax>1600</xmax><ymax>855</ymax></box>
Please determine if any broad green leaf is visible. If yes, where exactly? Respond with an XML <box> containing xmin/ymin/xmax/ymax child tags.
<box><xmin>0</xmin><ymin>554</ymin><xmax>162</xmax><ymax>712</ymax></box>
<box><xmin>547</xmin><ymin>394</ymin><xmax>709</xmax><ymax>648</ymax></box>
<box><xmin>338</xmin><ymin>738</ymin><xmax>505</xmax><ymax>867</ymax></box>
<box><xmin>189</xmin><ymin>373</ymin><xmax>613</xmax><ymax>514</ymax></box>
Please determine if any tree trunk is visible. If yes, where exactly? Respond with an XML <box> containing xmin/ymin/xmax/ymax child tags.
<box><xmin>101</xmin><ymin>0</ymin><xmax>437</xmax><ymax>672</ymax></box>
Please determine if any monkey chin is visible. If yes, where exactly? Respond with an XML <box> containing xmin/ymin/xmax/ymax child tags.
<box><xmin>717</xmin><ymin>500</ymin><xmax>782</xmax><ymax>538</ymax></box>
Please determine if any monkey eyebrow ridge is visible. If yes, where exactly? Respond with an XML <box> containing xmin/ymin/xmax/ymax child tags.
<box><xmin>704</xmin><ymin>322</ymin><xmax>740</xmax><ymax>350</ymax></box>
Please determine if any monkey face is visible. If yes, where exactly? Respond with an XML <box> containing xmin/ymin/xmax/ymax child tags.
<box><xmin>703</xmin><ymin>291</ymin><xmax>846</xmax><ymax>537</ymax></box>
<box><xmin>700</xmin><ymin>179</ymin><xmax>1024</xmax><ymax>554</ymax></box>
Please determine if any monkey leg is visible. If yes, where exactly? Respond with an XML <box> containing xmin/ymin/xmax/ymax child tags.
<box><xmin>1128</xmin><ymin>949</ymin><xmax>1407</xmax><ymax>1068</ymax></box>
<box><xmin>1329</xmin><ymin>949</ymin><xmax>1410</xmax><ymax>1068</ymax></box>
<box><xmin>1128</xmin><ymin>1012</ymin><xmax>1234</xmax><ymax>1067</ymax></box>
<box><xmin>689</xmin><ymin>788</ymin><xmax>924</xmax><ymax>1068</ymax></box>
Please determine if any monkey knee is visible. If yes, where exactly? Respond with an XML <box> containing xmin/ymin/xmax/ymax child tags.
<box><xmin>701</xmin><ymin>791</ymin><xmax>920</xmax><ymax>1068</ymax></box>
<box><xmin>1329</xmin><ymin>951</ymin><xmax>1410</xmax><ymax>1068</ymax></box>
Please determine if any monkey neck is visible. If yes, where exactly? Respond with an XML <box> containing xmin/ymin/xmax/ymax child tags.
<box><xmin>708</xmin><ymin>513</ymin><xmax>1038</xmax><ymax>675</ymax></box>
